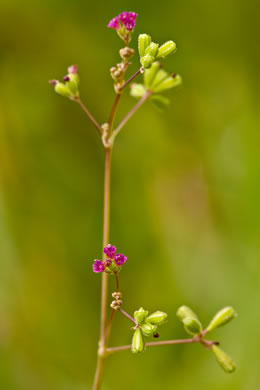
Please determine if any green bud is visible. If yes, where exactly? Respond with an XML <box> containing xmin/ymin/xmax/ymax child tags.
<box><xmin>141</xmin><ymin>321</ymin><xmax>157</xmax><ymax>337</ymax></box>
<box><xmin>176</xmin><ymin>305</ymin><xmax>199</xmax><ymax>322</ymax></box>
<box><xmin>211</xmin><ymin>345</ymin><xmax>236</xmax><ymax>374</ymax></box>
<box><xmin>54</xmin><ymin>82</ymin><xmax>72</xmax><ymax>98</ymax></box>
<box><xmin>65</xmin><ymin>78</ymin><xmax>79</xmax><ymax>96</ymax></box>
<box><xmin>145</xmin><ymin>42</ymin><xmax>159</xmax><ymax>58</ymax></box>
<box><xmin>151</xmin><ymin>95</ymin><xmax>170</xmax><ymax>110</ymax></box>
<box><xmin>130</xmin><ymin>83</ymin><xmax>147</xmax><ymax>98</ymax></box>
<box><xmin>183</xmin><ymin>317</ymin><xmax>203</xmax><ymax>335</ymax></box>
<box><xmin>134</xmin><ymin>307</ymin><xmax>149</xmax><ymax>325</ymax></box>
<box><xmin>141</xmin><ymin>54</ymin><xmax>154</xmax><ymax>69</ymax></box>
<box><xmin>146</xmin><ymin>311</ymin><xmax>168</xmax><ymax>326</ymax></box>
<box><xmin>138</xmin><ymin>34</ymin><xmax>151</xmax><ymax>57</ymax></box>
<box><xmin>150</xmin><ymin>69</ymin><xmax>169</xmax><ymax>89</ymax></box>
<box><xmin>156</xmin><ymin>40</ymin><xmax>177</xmax><ymax>59</ymax></box>
<box><xmin>131</xmin><ymin>328</ymin><xmax>145</xmax><ymax>354</ymax></box>
<box><xmin>207</xmin><ymin>307</ymin><xmax>237</xmax><ymax>332</ymax></box>
<box><xmin>152</xmin><ymin>74</ymin><xmax>182</xmax><ymax>93</ymax></box>
<box><xmin>144</xmin><ymin>62</ymin><xmax>161</xmax><ymax>88</ymax></box>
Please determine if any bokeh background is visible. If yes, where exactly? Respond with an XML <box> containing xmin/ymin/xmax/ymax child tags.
<box><xmin>0</xmin><ymin>0</ymin><xmax>259</xmax><ymax>389</ymax></box>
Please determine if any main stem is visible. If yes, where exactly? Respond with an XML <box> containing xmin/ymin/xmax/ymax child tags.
<box><xmin>92</xmin><ymin>147</ymin><xmax>112</xmax><ymax>390</ymax></box>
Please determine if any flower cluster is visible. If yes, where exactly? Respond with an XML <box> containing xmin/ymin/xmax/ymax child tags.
<box><xmin>108</xmin><ymin>11</ymin><xmax>138</xmax><ymax>32</ymax></box>
<box><xmin>49</xmin><ymin>65</ymin><xmax>79</xmax><ymax>100</ymax></box>
<box><xmin>92</xmin><ymin>244</ymin><xmax>127</xmax><ymax>274</ymax></box>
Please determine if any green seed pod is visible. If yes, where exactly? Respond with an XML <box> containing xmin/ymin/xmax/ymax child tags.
<box><xmin>130</xmin><ymin>83</ymin><xmax>147</xmax><ymax>98</ymax></box>
<box><xmin>54</xmin><ymin>82</ymin><xmax>72</xmax><ymax>98</ymax></box>
<box><xmin>140</xmin><ymin>54</ymin><xmax>154</xmax><ymax>69</ymax></box>
<box><xmin>134</xmin><ymin>307</ymin><xmax>149</xmax><ymax>325</ymax></box>
<box><xmin>207</xmin><ymin>307</ymin><xmax>237</xmax><ymax>332</ymax></box>
<box><xmin>146</xmin><ymin>311</ymin><xmax>168</xmax><ymax>326</ymax></box>
<box><xmin>145</xmin><ymin>42</ymin><xmax>159</xmax><ymax>58</ymax></box>
<box><xmin>138</xmin><ymin>34</ymin><xmax>152</xmax><ymax>57</ymax></box>
<box><xmin>151</xmin><ymin>95</ymin><xmax>170</xmax><ymax>110</ymax></box>
<box><xmin>183</xmin><ymin>317</ymin><xmax>203</xmax><ymax>335</ymax></box>
<box><xmin>144</xmin><ymin>62</ymin><xmax>161</xmax><ymax>88</ymax></box>
<box><xmin>211</xmin><ymin>345</ymin><xmax>236</xmax><ymax>374</ymax></box>
<box><xmin>140</xmin><ymin>322</ymin><xmax>157</xmax><ymax>337</ymax></box>
<box><xmin>156</xmin><ymin>40</ymin><xmax>177</xmax><ymax>59</ymax></box>
<box><xmin>176</xmin><ymin>305</ymin><xmax>199</xmax><ymax>322</ymax></box>
<box><xmin>65</xmin><ymin>79</ymin><xmax>79</xmax><ymax>96</ymax></box>
<box><xmin>150</xmin><ymin>69</ymin><xmax>169</xmax><ymax>89</ymax></box>
<box><xmin>131</xmin><ymin>328</ymin><xmax>145</xmax><ymax>354</ymax></box>
<box><xmin>153</xmin><ymin>74</ymin><xmax>182</xmax><ymax>93</ymax></box>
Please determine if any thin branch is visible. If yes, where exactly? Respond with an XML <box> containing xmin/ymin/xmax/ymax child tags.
<box><xmin>119</xmin><ymin>308</ymin><xmax>137</xmax><ymax>324</ymax></box>
<box><xmin>108</xmin><ymin>94</ymin><xmax>121</xmax><ymax>131</ymax></box>
<box><xmin>119</xmin><ymin>68</ymin><xmax>142</xmax><ymax>91</ymax></box>
<box><xmin>75</xmin><ymin>98</ymin><xmax>103</xmax><ymax>134</ymax></box>
<box><xmin>111</xmin><ymin>90</ymin><xmax>152</xmax><ymax>141</ymax></box>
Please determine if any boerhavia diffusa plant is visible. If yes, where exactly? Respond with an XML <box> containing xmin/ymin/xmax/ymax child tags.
<box><xmin>49</xmin><ymin>11</ymin><xmax>237</xmax><ymax>390</ymax></box>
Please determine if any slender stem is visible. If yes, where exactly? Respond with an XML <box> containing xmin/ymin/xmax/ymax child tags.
<box><xmin>108</xmin><ymin>94</ymin><xmax>121</xmax><ymax>131</ymax></box>
<box><xmin>106</xmin><ymin>337</ymin><xmax>201</xmax><ymax>354</ymax></box>
<box><xmin>104</xmin><ymin>309</ymin><xmax>116</xmax><ymax>344</ymax></box>
<box><xmin>114</xmin><ymin>273</ymin><xmax>119</xmax><ymax>292</ymax></box>
<box><xmin>119</xmin><ymin>68</ymin><xmax>142</xmax><ymax>91</ymax></box>
<box><xmin>75</xmin><ymin>98</ymin><xmax>103</xmax><ymax>134</ymax></box>
<box><xmin>111</xmin><ymin>90</ymin><xmax>152</xmax><ymax>141</ymax></box>
<box><xmin>119</xmin><ymin>308</ymin><xmax>137</xmax><ymax>324</ymax></box>
<box><xmin>92</xmin><ymin>147</ymin><xmax>112</xmax><ymax>390</ymax></box>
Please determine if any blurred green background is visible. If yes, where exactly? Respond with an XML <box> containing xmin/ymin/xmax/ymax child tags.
<box><xmin>0</xmin><ymin>0</ymin><xmax>259</xmax><ymax>389</ymax></box>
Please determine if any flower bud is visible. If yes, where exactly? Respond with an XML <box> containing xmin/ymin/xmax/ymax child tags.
<box><xmin>150</xmin><ymin>69</ymin><xmax>168</xmax><ymax>89</ymax></box>
<box><xmin>54</xmin><ymin>82</ymin><xmax>72</xmax><ymax>98</ymax></box>
<box><xmin>130</xmin><ymin>83</ymin><xmax>147</xmax><ymax>98</ymax></box>
<box><xmin>151</xmin><ymin>95</ymin><xmax>170</xmax><ymax>110</ymax></box>
<box><xmin>145</xmin><ymin>42</ymin><xmax>159</xmax><ymax>57</ymax></box>
<box><xmin>144</xmin><ymin>61</ymin><xmax>161</xmax><ymax>88</ymax></box>
<box><xmin>138</xmin><ymin>34</ymin><xmax>151</xmax><ymax>57</ymax></box>
<box><xmin>131</xmin><ymin>328</ymin><xmax>145</xmax><ymax>354</ymax></box>
<box><xmin>207</xmin><ymin>307</ymin><xmax>237</xmax><ymax>332</ymax></box>
<box><xmin>176</xmin><ymin>305</ymin><xmax>199</xmax><ymax>322</ymax></box>
<box><xmin>64</xmin><ymin>74</ymin><xmax>79</xmax><ymax>97</ymax></box>
<box><xmin>134</xmin><ymin>307</ymin><xmax>149</xmax><ymax>324</ymax></box>
<box><xmin>152</xmin><ymin>74</ymin><xmax>182</xmax><ymax>93</ymax></box>
<box><xmin>140</xmin><ymin>322</ymin><xmax>157</xmax><ymax>337</ymax></box>
<box><xmin>183</xmin><ymin>317</ymin><xmax>202</xmax><ymax>335</ymax></box>
<box><xmin>211</xmin><ymin>345</ymin><xmax>236</xmax><ymax>373</ymax></box>
<box><xmin>146</xmin><ymin>311</ymin><xmax>168</xmax><ymax>326</ymax></box>
<box><xmin>140</xmin><ymin>54</ymin><xmax>154</xmax><ymax>69</ymax></box>
<box><xmin>156</xmin><ymin>40</ymin><xmax>177</xmax><ymax>59</ymax></box>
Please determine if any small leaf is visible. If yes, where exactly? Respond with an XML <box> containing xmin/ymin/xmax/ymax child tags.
<box><xmin>131</xmin><ymin>328</ymin><xmax>145</xmax><ymax>354</ymax></box>
<box><xmin>207</xmin><ymin>307</ymin><xmax>237</xmax><ymax>332</ymax></box>
<box><xmin>211</xmin><ymin>345</ymin><xmax>236</xmax><ymax>373</ymax></box>
<box><xmin>151</xmin><ymin>95</ymin><xmax>170</xmax><ymax>110</ymax></box>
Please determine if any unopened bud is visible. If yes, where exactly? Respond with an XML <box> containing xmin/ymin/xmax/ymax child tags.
<box><xmin>145</xmin><ymin>42</ymin><xmax>159</xmax><ymax>57</ymax></box>
<box><xmin>156</xmin><ymin>40</ymin><xmax>177</xmax><ymax>59</ymax></box>
<box><xmin>150</xmin><ymin>69</ymin><xmax>168</xmax><ymax>89</ymax></box>
<box><xmin>130</xmin><ymin>83</ymin><xmax>147</xmax><ymax>98</ymax></box>
<box><xmin>140</xmin><ymin>54</ymin><xmax>154</xmax><ymax>69</ymax></box>
<box><xmin>134</xmin><ymin>307</ymin><xmax>148</xmax><ymax>325</ymax></box>
<box><xmin>138</xmin><ymin>34</ymin><xmax>151</xmax><ymax>57</ymax></box>
<box><xmin>207</xmin><ymin>307</ymin><xmax>237</xmax><ymax>333</ymax></box>
<box><xmin>153</xmin><ymin>74</ymin><xmax>182</xmax><ymax>93</ymax></box>
<box><xmin>183</xmin><ymin>317</ymin><xmax>202</xmax><ymax>335</ymax></box>
<box><xmin>54</xmin><ymin>82</ymin><xmax>72</xmax><ymax>98</ymax></box>
<box><xmin>140</xmin><ymin>322</ymin><xmax>157</xmax><ymax>337</ymax></box>
<box><xmin>146</xmin><ymin>311</ymin><xmax>168</xmax><ymax>326</ymax></box>
<box><xmin>177</xmin><ymin>305</ymin><xmax>199</xmax><ymax>322</ymax></box>
<box><xmin>211</xmin><ymin>345</ymin><xmax>236</xmax><ymax>373</ymax></box>
<box><xmin>131</xmin><ymin>328</ymin><xmax>145</xmax><ymax>354</ymax></box>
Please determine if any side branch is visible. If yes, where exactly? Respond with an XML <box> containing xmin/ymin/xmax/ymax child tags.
<box><xmin>75</xmin><ymin>98</ymin><xmax>103</xmax><ymax>134</ymax></box>
<box><xmin>119</xmin><ymin>68</ymin><xmax>142</xmax><ymax>91</ymax></box>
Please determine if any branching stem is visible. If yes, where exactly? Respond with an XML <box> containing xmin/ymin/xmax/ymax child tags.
<box><xmin>119</xmin><ymin>68</ymin><xmax>142</xmax><ymax>91</ymax></box>
<box><xmin>75</xmin><ymin>97</ymin><xmax>103</xmax><ymax>134</ymax></box>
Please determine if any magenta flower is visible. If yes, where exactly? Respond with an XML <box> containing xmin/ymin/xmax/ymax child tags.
<box><xmin>107</xmin><ymin>16</ymin><xmax>120</xmax><ymax>30</ymax></box>
<box><xmin>104</xmin><ymin>244</ymin><xmax>117</xmax><ymax>258</ymax></box>
<box><xmin>118</xmin><ymin>11</ymin><xmax>138</xmax><ymax>31</ymax></box>
<box><xmin>93</xmin><ymin>260</ymin><xmax>105</xmax><ymax>273</ymax></box>
<box><xmin>115</xmin><ymin>253</ymin><xmax>127</xmax><ymax>266</ymax></box>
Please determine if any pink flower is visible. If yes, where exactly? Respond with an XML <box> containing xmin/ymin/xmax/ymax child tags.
<box><xmin>107</xmin><ymin>16</ymin><xmax>120</xmax><ymax>30</ymax></box>
<box><xmin>93</xmin><ymin>260</ymin><xmax>105</xmax><ymax>273</ymax></box>
<box><xmin>118</xmin><ymin>12</ymin><xmax>138</xmax><ymax>31</ymax></box>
